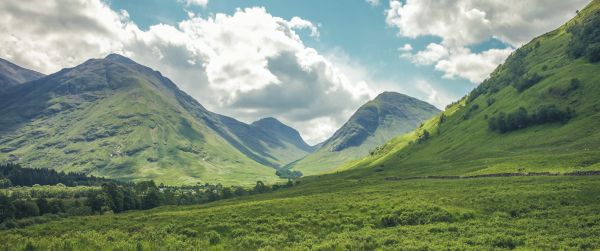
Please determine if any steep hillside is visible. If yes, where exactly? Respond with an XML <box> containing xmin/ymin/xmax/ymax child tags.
<box><xmin>288</xmin><ymin>92</ymin><xmax>439</xmax><ymax>176</ymax></box>
<box><xmin>250</xmin><ymin>117</ymin><xmax>313</xmax><ymax>164</ymax></box>
<box><xmin>344</xmin><ymin>1</ymin><xmax>600</xmax><ymax>176</ymax></box>
<box><xmin>0</xmin><ymin>58</ymin><xmax>45</xmax><ymax>92</ymax></box>
<box><xmin>0</xmin><ymin>55</ymin><xmax>309</xmax><ymax>185</ymax></box>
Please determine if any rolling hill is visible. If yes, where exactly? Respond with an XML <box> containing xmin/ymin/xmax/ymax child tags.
<box><xmin>0</xmin><ymin>54</ymin><xmax>312</xmax><ymax>185</ymax></box>
<box><xmin>287</xmin><ymin>92</ymin><xmax>439</xmax><ymax>176</ymax></box>
<box><xmin>342</xmin><ymin>1</ymin><xmax>600</xmax><ymax>176</ymax></box>
<box><xmin>0</xmin><ymin>58</ymin><xmax>45</xmax><ymax>93</ymax></box>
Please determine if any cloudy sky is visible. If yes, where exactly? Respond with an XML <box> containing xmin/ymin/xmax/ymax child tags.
<box><xmin>0</xmin><ymin>0</ymin><xmax>590</xmax><ymax>144</ymax></box>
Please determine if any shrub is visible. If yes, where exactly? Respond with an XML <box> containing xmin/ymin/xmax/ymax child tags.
<box><xmin>514</xmin><ymin>73</ymin><xmax>543</xmax><ymax>92</ymax></box>
<box><xmin>206</xmin><ymin>231</ymin><xmax>221</xmax><ymax>245</ymax></box>
<box><xmin>380</xmin><ymin>206</ymin><xmax>455</xmax><ymax>227</ymax></box>
<box><xmin>586</xmin><ymin>43</ymin><xmax>600</xmax><ymax>62</ymax></box>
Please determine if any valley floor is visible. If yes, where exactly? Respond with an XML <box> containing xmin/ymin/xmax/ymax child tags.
<box><xmin>1</xmin><ymin>171</ymin><xmax>599</xmax><ymax>250</ymax></box>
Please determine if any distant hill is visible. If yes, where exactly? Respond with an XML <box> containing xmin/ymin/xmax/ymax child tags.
<box><xmin>345</xmin><ymin>1</ymin><xmax>600</xmax><ymax>176</ymax></box>
<box><xmin>287</xmin><ymin>92</ymin><xmax>440</xmax><ymax>176</ymax></box>
<box><xmin>0</xmin><ymin>54</ymin><xmax>311</xmax><ymax>185</ymax></box>
<box><xmin>0</xmin><ymin>58</ymin><xmax>45</xmax><ymax>93</ymax></box>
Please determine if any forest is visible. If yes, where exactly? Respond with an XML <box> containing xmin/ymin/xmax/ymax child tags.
<box><xmin>0</xmin><ymin>163</ymin><xmax>297</xmax><ymax>229</ymax></box>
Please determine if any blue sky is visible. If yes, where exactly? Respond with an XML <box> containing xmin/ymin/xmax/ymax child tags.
<box><xmin>1</xmin><ymin>0</ymin><xmax>589</xmax><ymax>143</ymax></box>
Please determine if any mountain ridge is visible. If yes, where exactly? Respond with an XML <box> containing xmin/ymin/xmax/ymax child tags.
<box><xmin>0</xmin><ymin>57</ymin><xmax>45</xmax><ymax>93</ymax></box>
<box><xmin>286</xmin><ymin>91</ymin><xmax>440</xmax><ymax>176</ymax></box>
<box><xmin>0</xmin><ymin>54</ymin><xmax>311</xmax><ymax>185</ymax></box>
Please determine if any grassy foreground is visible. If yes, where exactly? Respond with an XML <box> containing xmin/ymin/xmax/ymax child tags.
<box><xmin>1</xmin><ymin>171</ymin><xmax>599</xmax><ymax>250</ymax></box>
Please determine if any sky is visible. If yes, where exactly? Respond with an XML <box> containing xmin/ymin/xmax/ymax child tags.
<box><xmin>0</xmin><ymin>0</ymin><xmax>590</xmax><ymax>144</ymax></box>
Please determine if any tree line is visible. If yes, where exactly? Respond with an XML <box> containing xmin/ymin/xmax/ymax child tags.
<box><xmin>488</xmin><ymin>105</ymin><xmax>574</xmax><ymax>133</ymax></box>
<box><xmin>0</xmin><ymin>163</ymin><xmax>112</xmax><ymax>188</ymax></box>
<box><xmin>0</xmin><ymin>165</ymin><xmax>298</xmax><ymax>228</ymax></box>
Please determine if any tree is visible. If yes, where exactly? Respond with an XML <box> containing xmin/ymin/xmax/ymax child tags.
<box><xmin>0</xmin><ymin>178</ymin><xmax>11</xmax><ymax>188</ymax></box>
<box><xmin>102</xmin><ymin>183</ymin><xmax>124</xmax><ymax>212</ymax></box>
<box><xmin>87</xmin><ymin>191</ymin><xmax>113</xmax><ymax>213</ymax></box>
<box><xmin>36</xmin><ymin>198</ymin><xmax>50</xmax><ymax>215</ymax></box>
<box><xmin>0</xmin><ymin>194</ymin><xmax>15</xmax><ymax>222</ymax></box>
<box><xmin>253</xmin><ymin>181</ymin><xmax>269</xmax><ymax>194</ymax></box>
<box><xmin>142</xmin><ymin>189</ymin><xmax>160</xmax><ymax>209</ymax></box>
<box><xmin>233</xmin><ymin>186</ymin><xmax>247</xmax><ymax>196</ymax></box>
<box><xmin>122</xmin><ymin>187</ymin><xmax>140</xmax><ymax>211</ymax></box>
<box><xmin>221</xmin><ymin>187</ymin><xmax>233</xmax><ymax>199</ymax></box>
<box><xmin>13</xmin><ymin>200</ymin><xmax>40</xmax><ymax>219</ymax></box>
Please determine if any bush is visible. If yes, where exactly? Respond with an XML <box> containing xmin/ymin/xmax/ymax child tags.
<box><xmin>206</xmin><ymin>231</ymin><xmax>221</xmax><ymax>245</ymax></box>
<box><xmin>514</xmin><ymin>73</ymin><xmax>543</xmax><ymax>92</ymax></box>
<box><xmin>586</xmin><ymin>43</ymin><xmax>600</xmax><ymax>63</ymax></box>
<box><xmin>13</xmin><ymin>200</ymin><xmax>39</xmax><ymax>219</ymax></box>
<box><xmin>380</xmin><ymin>206</ymin><xmax>455</xmax><ymax>227</ymax></box>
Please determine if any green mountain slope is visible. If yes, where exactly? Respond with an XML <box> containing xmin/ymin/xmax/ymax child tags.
<box><xmin>344</xmin><ymin>1</ymin><xmax>600</xmax><ymax>176</ymax></box>
<box><xmin>288</xmin><ymin>92</ymin><xmax>439</xmax><ymax>176</ymax></box>
<box><xmin>0</xmin><ymin>58</ymin><xmax>45</xmax><ymax>93</ymax></box>
<box><xmin>0</xmin><ymin>55</ymin><xmax>309</xmax><ymax>185</ymax></box>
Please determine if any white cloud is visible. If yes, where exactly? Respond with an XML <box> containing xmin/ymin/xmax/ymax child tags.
<box><xmin>435</xmin><ymin>47</ymin><xmax>513</xmax><ymax>83</ymax></box>
<box><xmin>183</xmin><ymin>0</ymin><xmax>208</xmax><ymax>7</ymax></box>
<box><xmin>289</xmin><ymin>17</ymin><xmax>320</xmax><ymax>38</ymax></box>
<box><xmin>386</xmin><ymin>0</ymin><xmax>589</xmax><ymax>83</ymax></box>
<box><xmin>415</xmin><ymin>80</ymin><xmax>455</xmax><ymax>109</ymax></box>
<box><xmin>366</xmin><ymin>0</ymin><xmax>380</xmax><ymax>7</ymax></box>
<box><xmin>0</xmin><ymin>0</ymin><xmax>377</xmax><ymax>144</ymax></box>
<box><xmin>410</xmin><ymin>43</ymin><xmax>448</xmax><ymax>66</ymax></box>
<box><xmin>398</xmin><ymin>43</ymin><xmax>412</xmax><ymax>52</ymax></box>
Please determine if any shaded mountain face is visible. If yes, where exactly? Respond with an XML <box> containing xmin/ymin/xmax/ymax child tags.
<box><xmin>324</xmin><ymin>92</ymin><xmax>440</xmax><ymax>152</ymax></box>
<box><xmin>0</xmin><ymin>54</ymin><xmax>309</xmax><ymax>185</ymax></box>
<box><xmin>287</xmin><ymin>91</ymin><xmax>440</xmax><ymax>176</ymax></box>
<box><xmin>251</xmin><ymin>117</ymin><xmax>313</xmax><ymax>152</ymax></box>
<box><xmin>346</xmin><ymin>1</ymin><xmax>600</xmax><ymax>176</ymax></box>
<box><xmin>0</xmin><ymin>58</ymin><xmax>45</xmax><ymax>92</ymax></box>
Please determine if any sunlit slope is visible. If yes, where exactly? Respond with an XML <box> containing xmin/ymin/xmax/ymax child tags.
<box><xmin>0</xmin><ymin>55</ymin><xmax>280</xmax><ymax>185</ymax></box>
<box><xmin>288</xmin><ymin>92</ymin><xmax>439</xmax><ymax>176</ymax></box>
<box><xmin>344</xmin><ymin>1</ymin><xmax>600</xmax><ymax>176</ymax></box>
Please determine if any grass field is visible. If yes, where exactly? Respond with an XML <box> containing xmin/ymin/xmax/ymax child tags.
<box><xmin>1</xmin><ymin>171</ymin><xmax>599</xmax><ymax>250</ymax></box>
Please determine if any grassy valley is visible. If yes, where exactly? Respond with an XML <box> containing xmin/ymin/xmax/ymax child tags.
<box><xmin>0</xmin><ymin>0</ymin><xmax>599</xmax><ymax>250</ymax></box>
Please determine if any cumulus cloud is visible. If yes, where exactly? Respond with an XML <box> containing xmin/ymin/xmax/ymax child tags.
<box><xmin>399</xmin><ymin>44</ymin><xmax>412</xmax><ymax>52</ymax></box>
<box><xmin>410</xmin><ymin>43</ymin><xmax>448</xmax><ymax>66</ymax></box>
<box><xmin>435</xmin><ymin>47</ymin><xmax>513</xmax><ymax>83</ymax></box>
<box><xmin>386</xmin><ymin>0</ymin><xmax>589</xmax><ymax>83</ymax></box>
<box><xmin>0</xmin><ymin>0</ymin><xmax>376</xmax><ymax>144</ymax></box>
<box><xmin>183</xmin><ymin>0</ymin><xmax>208</xmax><ymax>7</ymax></box>
<box><xmin>415</xmin><ymin>80</ymin><xmax>454</xmax><ymax>109</ymax></box>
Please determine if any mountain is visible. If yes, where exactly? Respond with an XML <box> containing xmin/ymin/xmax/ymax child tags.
<box><xmin>0</xmin><ymin>54</ymin><xmax>310</xmax><ymax>185</ymax></box>
<box><xmin>250</xmin><ymin>117</ymin><xmax>314</xmax><ymax>162</ymax></box>
<box><xmin>345</xmin><ymin>1</ymin><xmax>600</xmax><ymax>176</ymax></box>
<box><xmin>287</xmin><ymin>92</ymin><xmax>440</xmax><ymax>176</ymax></box>
<box><xmin>0</xmin><ymin>58</ymin><xmax>45</xmax><ymax>92</ymax></box>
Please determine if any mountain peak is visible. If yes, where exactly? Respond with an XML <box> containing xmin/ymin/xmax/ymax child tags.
<box><xmin>252</xmin><ymin>117</ymin><xmax>313</xmax><ymax>152</ymax></box>
<box><xmin>104</xmin><ymin>53</ymin><xmax>138</xmax><ymax>65</ymax></box>
<box><xmin>374</xmin><ymin>91</ymin><xmax>409</xmax><ymax>100</ymax></box>
<box><xmin>324</xmin><ymin>92</ymin><xmax>440</xmax><ymax>152</ymax></box>
<box><xmin>252</xmin><ymin>117</ymin><xmax>283</xmax><ymax>126</ymax></box>
<box><xmin>0</xmin><ymin>58</ymin><xmax>45</xmax><ymax>92</ymax></box>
